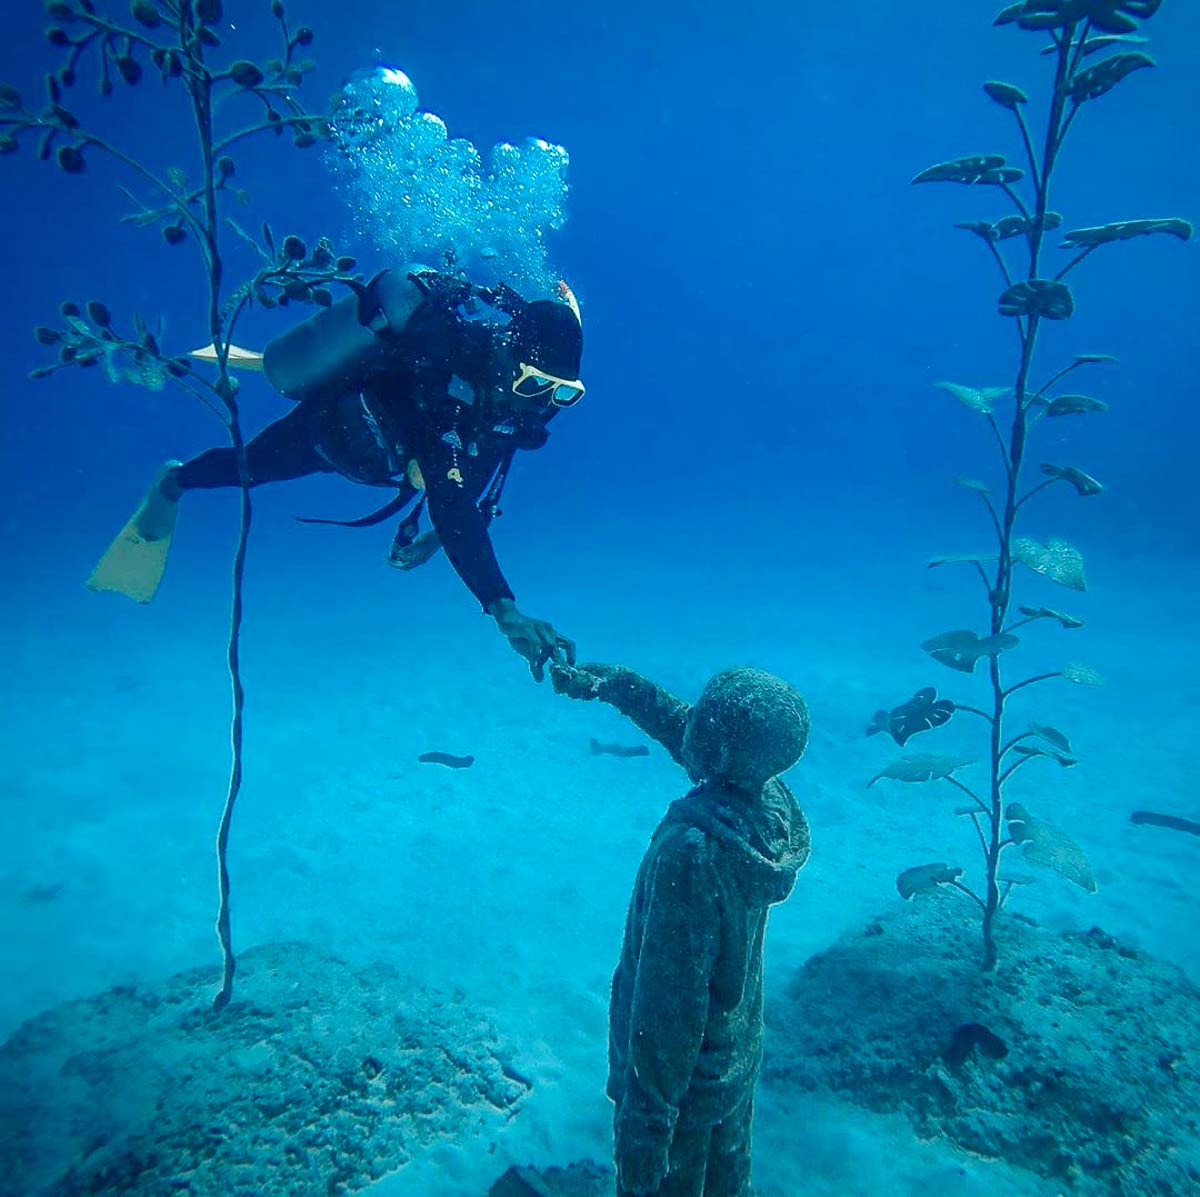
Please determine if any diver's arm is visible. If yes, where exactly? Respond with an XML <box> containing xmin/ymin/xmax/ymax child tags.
<box><xmin>418</xmin><ymin>442</ymin><xmax>515</xmax><ymax>611</ymax></box>
<box><xmin>417</xmin><ymin>435</ymin><xmax>575</xmax><ymax>678</ymax></box>
<box><xmin>551</xmin><ymin>664</ymin><xmax>690</xmax><ymax>767</ymax></box>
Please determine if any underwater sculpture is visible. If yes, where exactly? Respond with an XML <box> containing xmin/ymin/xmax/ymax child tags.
<box><xmin>867</xmin><ymin>0</ymin><xmax>1191</xmax><ymax>970</ymax></box>
<box><xmin>552</xmin><ymin>662</ymin><xmax>810</xmax><ymax>1197</ymax></box>
<box><xmin>0</xmin><ymin>0</ymin><xmax>373</xmax><ymax>1010</ymax></box>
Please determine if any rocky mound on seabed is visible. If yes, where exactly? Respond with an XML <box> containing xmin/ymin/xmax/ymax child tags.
<box><xmin>762</xmin><ymin>893</ymin><xmax>1200</xmax><ymax>1194</ymax></box>
<box><xmin>0</xmin><ymin>942</ymin><xmax>531</xmax><ymax>1197</ymax></box>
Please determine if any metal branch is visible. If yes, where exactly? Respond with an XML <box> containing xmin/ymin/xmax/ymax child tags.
<box><xmin>954</xmin><ymin>704</ymin><xmax>995</xmax><ymax>724</ymax></box>
<box><xmin>969</xmin><ymin>810</ymin><xmax>990</xmax><ymax>856</ymax></box>
<box><xmin>950</xmin><ymin>880</ymin><xmax>988</xmax><ymax>915</ymax></box>
<box><xmin>220</xmin><ymin>289</ymin><xmax>255</xmax><ymax>363</ymax></box>
<box><xmin>170</xmin><ymin>372</ymin><xmax>230</xmax><ymax>423</ymax></box>
<box><xmin>999</xmin><ymin>753</ymin><xmax>1038</xmax><ymax>786</ymax></box>
<box><xmin>973</xmin><ymin>488</ymin><xmax>1004</xmax><ymax>544</ymax></box>
<box><xmin>73</xmin><ymin>10</ymin><xmax>202</xmax><ymax>82</ymax></box>
<box><xmin>970</xmin><ymin>559</ymin><xmax>993</xmax><ymax>597</ymax></box>
<box><xmin>986</xmin><ymin>412</ymin><xmax>1015</xmax><ymax>480</ymax></box>
<box><xmin>984</xmin><ymin>238</ymin><xmax>1015</xmax><ymax>287</ymax></box>
<box><xmin>1013</xmin><ymin>106</ymin><xmax>1042</xmax><ymax>193</ymax></box>
<box><xmin>1014</xmin><ymin>312</ymin><xmax>1029</xmax><ymax>356</ymax></box>
<box><xmin>1058</xmin><ymin>101</ymin><xmax>1082</xmax><ymax>149</ymax></box>
<box><xmin>1055</xmin><ymin>242</ymin><xmax>1098</xmax><ymax>282</ymax></box>
<box><xmin>1003</xmin><ymin>671</ymin><xmax>1062</xmax><ymax>699</ymax></box>
<box><xmin>946</xmin><ymin>775</ymin><xmax>989</xmax><ymax>815</ymax></box>
<box><xmin>1030</xmin><ymin>359</ymin><xmax>1079</xmax><ymax>403</ymax></box>
<box><xmin>1015</xmin><ymin>477</ymin><xmax>1056</xmax><ymax>512</ymax></box>
<box><xmin>1002</xmin><ymin>182</ymin><xmax>1032</xmax><ymax>222</ymax></box>
<box><xmin>1000</xmin><ymin>731</ymin><xmax>1037</xmax><ymax>759</ymax></box>
<box><xmin>1068</xmin><ymin>20</ymin><xmax>1093</xmax><ymax>78</ymax></box>
<box><xmin>213</xmin><ymin>115</ymin><xmax>324</xmax><ymax>155</ymax></box>
<box><xmin>53</xmin><ymin>125</ymin><xmax>212</xmax><ymax>259</ymax></box>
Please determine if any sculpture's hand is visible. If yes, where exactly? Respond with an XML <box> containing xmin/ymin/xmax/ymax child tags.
<box><xmin>549</xmin><ymin>662</ymin><xmax>622</xmax><ymax>701</ymax></box>
<box><xmin>614</xmin><ymin>1100</ymin><xmax>672</xmax><ymax>1195</ymax></box>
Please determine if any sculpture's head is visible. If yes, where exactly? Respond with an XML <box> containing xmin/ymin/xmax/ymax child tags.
<box><xmin>681</xmin><ymin>667</ymin><xmax>809</xmax><ymax>794</ymax></box>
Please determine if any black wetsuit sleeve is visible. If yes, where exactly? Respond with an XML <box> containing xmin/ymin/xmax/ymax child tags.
<box><xmin>413</xmin><ymin>431</ymin><xmax>515</xmax><ymax>611</ymax></box>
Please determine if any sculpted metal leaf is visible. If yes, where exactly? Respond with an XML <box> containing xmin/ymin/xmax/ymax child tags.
<box><xmin>1007</xmin><ymin>803</ymin><xmax>1097</xmax><ymax>892</ymax></box>
<box><xmin>1068</xmin><ymin>52</ymin><xmax>1155</xmax><ymax>102</ymax></box>
<box><xmin>1012</xmin><ymin>537</ymin><xmax>1087</xmax><ymax>590</ymax></box>
<box><xmin>1041</xmin><ymin>394</ymin><xmax>1109</xmax><ymax>416</ymax></box>
<box><xmin>999</xmin><ymin>279</ymin><xmax>1074</xmax><ymax>319</ymax></box>
<box><xmin>1018</xmin><ymin>605</ymin><xmax>1084</xmax><ymax>628</ymax></box>
<box><xmin>913</xmin><ymin>155</ymin><xmax>1009</xmax><ymax>184</ymax></box>
<box><xmin>921</xmin><ymin>629</ymin><xmax>1020</xmax><ymax>672</ymax></box>
<box><xmin>868</xmin><ymin>754</ymin><xmax>976</xmax><ymax>787</ymax></box>
<box><xmin>897</xmin><ymin>863</ymin><xmax>964</xmax><ymax>900</ymax></box>
<box><xmin>1029</xmin><ymin>723</ymin><xmax>1074</xmax><ymax>754</ymax></box>
<box><xmin>936</xmin><ymin>381</ymin><xmax>1009</xmax><ymax>413</ymax></box>
<box><xmin>1041</xmin><ymin>463</ymin><xmax>1105</xmax><ymax>496</ymax></box>
<box><xmin>1061</xmin><ymin>661</ymin><xmax>1106</xmax><ymax>686</ymax></box>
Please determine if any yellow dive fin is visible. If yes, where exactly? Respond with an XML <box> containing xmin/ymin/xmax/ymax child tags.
<box><xmin>87</xmin><ymin>463</ymin><xmax>182</xmax><ymax>604</ymax></box>
<box><xmin>188</xmin><ymin>342</ymin><xmax>265</xmax><ymax>370</ymax></box>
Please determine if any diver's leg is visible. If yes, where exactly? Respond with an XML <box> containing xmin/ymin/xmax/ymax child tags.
<box><xmin>88</xmin><ymin>408</ymin><xmax>329</xmax><ymax>603</ymax></box>
<box><xmin>174</xmin><ymin>404</ymin><xmax>332</xmax><ymax>491</ymax></box>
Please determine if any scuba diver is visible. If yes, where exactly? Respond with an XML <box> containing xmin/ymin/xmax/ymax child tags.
<box><xmin>87</xmin><ymin>266</ymin><xmax>585</xmax><ymax>679</ymax></box>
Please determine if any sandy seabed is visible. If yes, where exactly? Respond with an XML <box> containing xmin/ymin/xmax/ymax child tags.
<box><xmin>2</xmin><ymin>503</ymin><xmax>1196</xmax><ymax>1196</ymax></box>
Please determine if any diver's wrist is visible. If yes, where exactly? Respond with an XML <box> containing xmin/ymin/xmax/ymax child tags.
<box><xmin>487</xmin><ymin>597</ymin><xmax>517</xmax><ymax>619</ymax></box>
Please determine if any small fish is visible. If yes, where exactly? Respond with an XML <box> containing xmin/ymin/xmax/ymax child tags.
<box><xmin>590</xmin><ymin>738</ymin><xmax>649</xmax><ymax>759</ymax></box>
<box><xmin>418</xmin><ymin>752</ymin><xmax>475</xmax><ymax>769</ymax></box>
<box><xmin>1131</xmin><ymin>810</ymin><xmax>1200</xmax><ymax>837</ymax></box>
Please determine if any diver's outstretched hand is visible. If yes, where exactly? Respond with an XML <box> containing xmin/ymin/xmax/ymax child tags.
<box><xmin>488</xmin><ymin>598</ymin><xmax>576</xmax><ymax>682</ymax></box>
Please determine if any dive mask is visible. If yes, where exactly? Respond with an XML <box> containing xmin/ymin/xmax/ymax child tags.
<box><xmin>512</xmin><ymin>362</ymin><xmax>586</xmax><ymax>408</ymax></box>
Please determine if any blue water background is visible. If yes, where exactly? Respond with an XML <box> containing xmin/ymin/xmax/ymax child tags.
<box><xmin>3</xmin><ymin>1</ymin><xmax>1197</xmax><ymax>566</ymax></box>
<box><xmin>1</xmin><ymin>0</ymin><xmax>1198</xmax><ymax>1140</ymax></box>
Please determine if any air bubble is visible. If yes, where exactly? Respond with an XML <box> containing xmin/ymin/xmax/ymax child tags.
<box><xmin>328</xmin><ymin>64</ymin><xmax>569</xmax><ymax>297</ymax></box>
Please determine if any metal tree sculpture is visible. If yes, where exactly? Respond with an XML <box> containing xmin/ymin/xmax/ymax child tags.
<box><xmin>1</xmin><ymin>0</ymin><xmax>363</xmax><ymax>1009</ymax></box>
<box><xmin>867</xmin><ymin>0</ymin><xmax>1191</xmax><ymax>969</ymax></box>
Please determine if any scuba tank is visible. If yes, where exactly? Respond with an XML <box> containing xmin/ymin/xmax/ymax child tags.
<box><xmin>261</xmin><ymin>265</ymin><xmax>529</xmax><ymax>405</ymax></box>
<box><xmin>261</xmin><ymin>267</ymin><xmax>434</xmax><ymax>405</ymax></box>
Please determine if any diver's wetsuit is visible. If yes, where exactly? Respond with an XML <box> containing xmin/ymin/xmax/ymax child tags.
<box><xmin>176</xmin><ymin>292</ymin><xmax>554</xmax><ymax>610</ymax></box>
